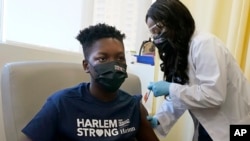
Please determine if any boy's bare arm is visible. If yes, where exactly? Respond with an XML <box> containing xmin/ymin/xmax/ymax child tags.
<box><xmin>136</xmin><ymin>103</ymin><xmax>159</xmax><ymax>141</ymax></box>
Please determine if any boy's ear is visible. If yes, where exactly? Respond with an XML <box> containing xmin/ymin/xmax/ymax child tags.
<box><xmin>82</xmin><ymin>60</ymin><xmax>90</xmax><ymax>73</ymax></box>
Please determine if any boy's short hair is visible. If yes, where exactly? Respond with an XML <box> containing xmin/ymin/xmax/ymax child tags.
<box><xmin>76</xmin><ymin>23</ymin><xmax>126</xmax><ymax>59</ymax></box>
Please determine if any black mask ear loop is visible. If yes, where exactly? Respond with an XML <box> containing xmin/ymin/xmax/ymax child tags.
<box><xmin>86</xmin><ymin>61</ymin><xmax>99</xmax><ymax>81</ymax></box>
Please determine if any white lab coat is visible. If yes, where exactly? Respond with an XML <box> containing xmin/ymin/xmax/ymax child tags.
<box><xmin>154</xmin><ymin>31</ymin><xmax>250</xmax><ymax>141</ymax></box>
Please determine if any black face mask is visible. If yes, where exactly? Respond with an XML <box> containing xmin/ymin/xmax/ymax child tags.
<box><xmin>91</xmin><ymin>61</ymin><xmax>128</xmax><ymax>92</ymax></box>
<box><xmin>154</xmin><ymin>39</ymin><xmax>173</xmax><ymax>53</ymax></box>
<box><xmin>153</xmin><ymin>32</ymin><xmax>173</xmax><ymax>53</ymax></box>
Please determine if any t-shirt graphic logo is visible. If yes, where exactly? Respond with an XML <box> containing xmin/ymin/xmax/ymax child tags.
<box><xmin>76</xmin><ymin>118</ymin><xmax>119</xmax><ymax>137</ymax></box>
<box><xmin>118</xmin><ymin>119</ymin><xmax>130</xmax><ymax>127</ymax></box>
<box><xmin>76</xmin><ymin>118</ymin><xmax>135</xmax><ymax>138</ymax></box>
<box><xmin>114</xmin><ymin>65</ymin><xmax>125</xmax><ymax>72</ymax></box>
<box><xmin>96</xmin><ymin>129</ymin><xmax>104</xmax><ymax>137</ymax></box>
<box><xmin>118</xmin><ymin>119</ymin><xmax>136</xmax><ymax>134</ymax></box>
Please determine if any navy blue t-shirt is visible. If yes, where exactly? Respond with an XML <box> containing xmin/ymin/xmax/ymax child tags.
<box><xmin>22</xmin><ymin>83</ymin><xmax>142</xmax><ymax>141</ymax></box>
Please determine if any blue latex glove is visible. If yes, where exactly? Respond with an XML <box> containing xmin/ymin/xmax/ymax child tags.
<box><xmin>147</xmin><ymin>80</ymin><xmax>170</xmax><ymax>97</ymax></box>
<box><xmin>147</xmin><ymin>115</ymin><xmax>158</xmax><ymax>128</ymax></box>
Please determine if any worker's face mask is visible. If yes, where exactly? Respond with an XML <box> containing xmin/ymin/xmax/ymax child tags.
<box><xmin>149</xmin><ymin>23</ymin><xmax>173</xmax><ymax>52</ymax></box>
<box><xmin>90</xmin><ymin>61</ymin><xmax>128</xmax><ymax>92</ymax></box>
<box><xmin>152</xmin><ymin>29</ymin><xmax>167</xmax><ymax>45</ymax></box>
<box><xmin>153</xmin><ymin>33</ymin><xmax>173</xmax><ymax>53</ymax></box>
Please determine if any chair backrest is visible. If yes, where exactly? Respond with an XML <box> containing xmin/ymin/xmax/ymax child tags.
<box><xmin>1</xmin><ymin>61</ymin><xmax>141</xmax><ymax>141</ymax></box>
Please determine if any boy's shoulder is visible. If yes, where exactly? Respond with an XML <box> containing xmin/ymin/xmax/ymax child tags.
<box><xmin>118</xmin><ymin>90</ymin><xmax>142</xmax><ymax>102</ymax></box>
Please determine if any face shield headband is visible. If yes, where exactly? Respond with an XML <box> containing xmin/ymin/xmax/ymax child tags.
<box><xmin>149</xmin><ymin>22</ymin><xmax>168</xmax><ymax>44</ymax></box>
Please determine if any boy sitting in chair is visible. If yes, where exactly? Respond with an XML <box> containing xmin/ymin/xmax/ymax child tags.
<box><xmin>22</xmin><ymin>23</ymin><xmax>159</xmax><ymax>141</ymax></box>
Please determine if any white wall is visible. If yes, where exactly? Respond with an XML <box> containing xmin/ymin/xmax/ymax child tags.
<box><xmin>3</xmin><ymin>0</ymin><xmax>152</xmax><ymax>53</ymax></box>
<box><xmin>4</xmin><ymin>0</ymin><xmax>83</xmax><ymax>52</ymax></box>
<box><xmin>0</xmin><ymin>0</ymin><xmax>4</xmax><ymax>42</ymax></box>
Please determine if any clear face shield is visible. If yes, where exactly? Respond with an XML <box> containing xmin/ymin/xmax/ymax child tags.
<box><xmin>149</xmin><ymin>22</ymin><xmax>167</xmax><ymax>44</ymax></box>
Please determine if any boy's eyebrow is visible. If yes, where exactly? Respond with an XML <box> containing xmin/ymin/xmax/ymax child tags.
<box><xmin>96</xmin><ymin>51</ymin><xmax>125</xmax><ymax>55</ymax></box>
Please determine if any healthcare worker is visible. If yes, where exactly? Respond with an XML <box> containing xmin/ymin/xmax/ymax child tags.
<box><xmin>145</xmin><ymin>0</ymin><xmax>250</xmax><ymax>141</ymax></box>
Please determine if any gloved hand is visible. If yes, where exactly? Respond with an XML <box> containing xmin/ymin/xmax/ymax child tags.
<box><xmin>147</xmin><ymin>80</ymin><xmax>170</xmax><ymax>97</ymax></box>
<box><xmin>147</xmin><ymin>115</ymin><xmax>159</xmax><ymax>128</ymax></box>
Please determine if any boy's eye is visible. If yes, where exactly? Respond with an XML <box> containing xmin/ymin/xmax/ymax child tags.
<box><xmin>95</xmin><ymin>55</ymin><xmax>126</xmax><ymax>63</ymax></box>
<box><xmin>118</xmin><ymin>56</ymin><xmax>126</xmax><ymax>61</ymax></box>
<box><xmin>97</xmin><ymin>57</ymin><xmax>107</xmax><ymax>62</ymax></box>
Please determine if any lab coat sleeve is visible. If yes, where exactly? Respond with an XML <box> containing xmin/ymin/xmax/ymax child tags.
<box><xmin>154</xmin><ymin>98</ymin><xmax>186</xmax><ymax>137</ymax></box>
<box><xmin>169</xmin><ymin>34</ymin><xmax>228</xmax><ymax>109</ymax></box>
